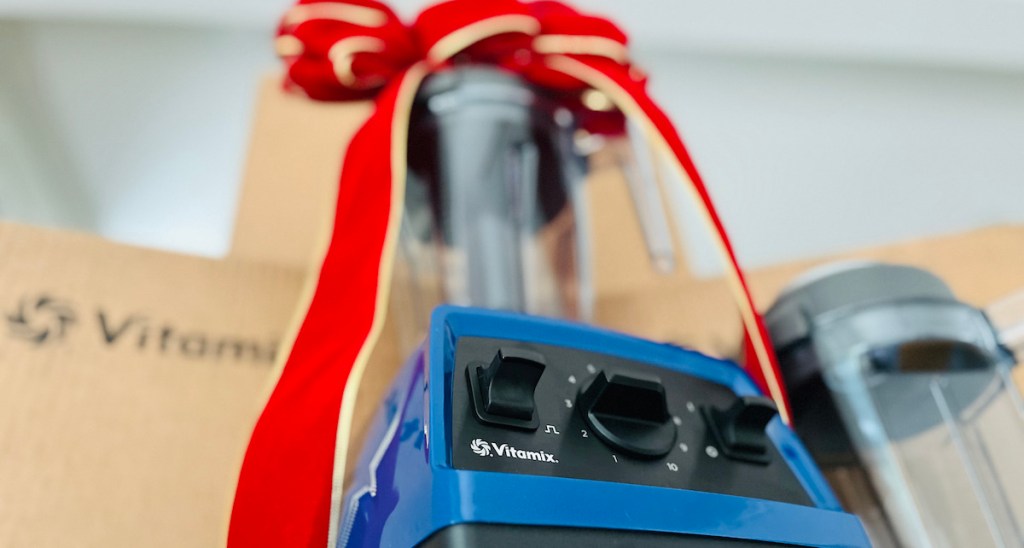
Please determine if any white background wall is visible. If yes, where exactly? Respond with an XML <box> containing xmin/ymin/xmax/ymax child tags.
<box><xmin>2</xmin><ymin>0</ymin><xmax>1024</xmax><ymax>273</ymax></box>
<box><xmin>0</xmin><ymin>20</ymin><xmax>271</xmax><ymax>255</ymax></box>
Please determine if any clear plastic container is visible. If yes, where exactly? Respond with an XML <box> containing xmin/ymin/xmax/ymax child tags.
<box><xmin>767</xmin><ymin>263</ymin><xmax>1024</xmax><ymax>547</ymax></box>
<box><xmin>404</xmin><ymin>66</ymin><xmax>592</xmax><ymax>321</ymax></box>
<box><xmin>395</xmin><ymin>66</ymin><xmax>690</xmax><ymax>348</ymax></box>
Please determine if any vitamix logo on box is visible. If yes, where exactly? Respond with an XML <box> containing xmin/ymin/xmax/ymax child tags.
<box><xmin>7</xmin><ymin>295</ymin><xmax>76</xmax><ymax>344</ymax></box>
<box><xmin>5</xmin><ymin>293</ymin><xmax>277</xmax><ymax>365</ymax></box>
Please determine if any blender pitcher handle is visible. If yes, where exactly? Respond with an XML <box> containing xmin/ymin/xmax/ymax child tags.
<box><xmin>621</xmin><ymin>118</ymin><xmax>678</xmax><ymax>274</ymax></box>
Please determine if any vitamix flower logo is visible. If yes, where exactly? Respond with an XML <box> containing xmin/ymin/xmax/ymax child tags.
<box><xmin>469</xmin><ymin>438</ymin><xmax>558</xmax><ymax>463</ymax></box>
<box><xmin>7</xmin><ymin>295</ymin><xmax>76</xmax><ymax>344</ymax></box>
<box><xmin>471</xmin><ymin>438</ymin><xmax>492</xmax><ymax>457</ymax></box>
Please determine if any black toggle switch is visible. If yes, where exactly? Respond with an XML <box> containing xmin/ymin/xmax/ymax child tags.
<box><xmin>576</xmin><ymin>371</ymin><xmax>676</xmax><ymax>458</ymax></box>
<box><xmin>468</xmin><ymin>347</ymin><xmax>546</xmax><ymax>430</ymax></box>
<box><xmin>702</xmin><ymin>396</ymin><xmax>779</xmax><ymax>464</ymax></box>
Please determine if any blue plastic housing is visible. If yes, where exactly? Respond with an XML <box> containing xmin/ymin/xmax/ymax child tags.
<box><xmin>339</xmin><ymin>306</ymin><xmax>870</xmax><ymax>547</ymax></box>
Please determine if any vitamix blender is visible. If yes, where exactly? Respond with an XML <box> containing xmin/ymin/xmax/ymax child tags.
<box><xmin>337</xmin><ymin>66</ymin><xmax>869</xmax><ymax>546</ymax></box>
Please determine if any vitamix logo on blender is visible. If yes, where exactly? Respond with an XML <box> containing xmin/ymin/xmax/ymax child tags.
<box><xmin>470</xmin><ymin>439</ymin><xmax>492</xmax><ymax>456</ymax></box>
<box><xmin>5</xmin><ymin>293</ymin><xmax>277</xmax><ymax>365</ymax></box>
<box><xmin>470</xmin><ymin>438</ymin><xmax>558</xmax><ymax>463</ymax></box>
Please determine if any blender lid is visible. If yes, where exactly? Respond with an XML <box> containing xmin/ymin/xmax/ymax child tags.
<box><xmin>765</xmin><ymin>261</ymin><xmax>956</xmax><ymax>351</ymax></box>
<box><xmin>417</xmin><ymin>66</ymin><xmax>535</xmax><ymax>112</ymax></box>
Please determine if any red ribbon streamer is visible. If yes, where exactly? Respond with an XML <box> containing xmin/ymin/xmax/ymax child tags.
<box><xmin>229</xmin><ymin>1</ymin><xmax>787</xmax><ymax>546</ymax></box>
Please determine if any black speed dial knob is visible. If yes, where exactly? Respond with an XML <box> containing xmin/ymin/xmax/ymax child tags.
<box><xmin>577</xmin><ymin>371</ymin><xmax>676</xmax><ymax>458</ymax></box>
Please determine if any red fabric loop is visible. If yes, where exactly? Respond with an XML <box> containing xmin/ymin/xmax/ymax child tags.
<box><xmin>518</xmin><ymin>2</ymin><xmax>628</xmax><ymax>90</ymax></box>
<box><xmin>412</xmin><ymin>0</ymin><xmax>533</xmax><ymax>64</ymax></box>
<box><xmin>278</xmin><ymin>0</ymin><xmax>415</xmax><ymax>100</ymax></box>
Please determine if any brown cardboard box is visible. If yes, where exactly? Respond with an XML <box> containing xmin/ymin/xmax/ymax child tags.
<box><xmin>0</xmin><ymin>222</ymin><xmax>304</xmax><ymax>547</ymax></box>
<box><xmin>231</xmin><ymin>79</ymin><xmax>373</xmax><ymax>268</ymax></box>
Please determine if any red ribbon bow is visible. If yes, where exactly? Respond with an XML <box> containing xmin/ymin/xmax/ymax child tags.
<box><xmin>276</xmin><ymin>0</ymin><xmax>638</xmax><ymax>100</ymax></box>
<box><xmin>231</xmin><ymin>2</ymin><xmax>788</xmax><ymax>547</ymax></box>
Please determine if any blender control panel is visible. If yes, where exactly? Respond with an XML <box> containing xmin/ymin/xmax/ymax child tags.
<box><xmin>451</xmin><ymin>337</ymin><xmax>814</xmax><ymax>506</ymax></box>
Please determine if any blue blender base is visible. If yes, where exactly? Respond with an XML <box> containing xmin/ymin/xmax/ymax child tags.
<box><xmin>339</xmin><ymin>306</ymin><xmax>870</xmax><ymax>547</ymax></box>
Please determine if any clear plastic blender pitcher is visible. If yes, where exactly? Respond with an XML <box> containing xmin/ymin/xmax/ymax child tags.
<box><xmin>766</xmin><ymin>262</ymin><xmax>1024</xmax><ymax>547</ymax></box>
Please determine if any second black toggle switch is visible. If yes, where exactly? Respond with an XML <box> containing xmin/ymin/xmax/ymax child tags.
<box><xmin>702</xmin><ymin>396</ymin><xmax>779</xmax><ymax>464</ymax></box>
<box><xmin>468</xmin><ymin>347</ymin><xmax>546</xmax><ymax>430</ymax></box>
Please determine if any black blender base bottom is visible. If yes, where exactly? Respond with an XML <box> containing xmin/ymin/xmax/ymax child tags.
<box><xmin>418</xmin><ymin>523</ymin><xmax>796</xmax><ymax>547</ymax></box>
